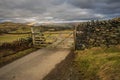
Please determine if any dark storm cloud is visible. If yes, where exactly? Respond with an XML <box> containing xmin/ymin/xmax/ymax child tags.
<box><xmin>68</xmin><ymin>0</ymin><xmax>120</xmax><ymax>15</ymax></box>
<box><xmin>0</xmin><ymin>0</ymin><xmax>120</xmax><ymax>23</ymax></box>
<box><xmin>68</xmin><ymin>0</ymin><xmax>95</xmax><ymax>9</ymax></box>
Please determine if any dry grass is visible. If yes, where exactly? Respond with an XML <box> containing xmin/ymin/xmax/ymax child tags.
<box><xmin>0</xmin><ymin>48</ymin><xmax>37</xmax><ymax>67</ymax></box>
<box><xmin>73</xmin><ymin>45</ymin><xmax>120</xmax><ymax>80</ymax></box>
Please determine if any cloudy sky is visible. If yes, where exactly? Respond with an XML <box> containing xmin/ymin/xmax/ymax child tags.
<box><xmin>0</xmin><ymin>0</ymin><xmax>120</xmax><ymax>23</ymax></box>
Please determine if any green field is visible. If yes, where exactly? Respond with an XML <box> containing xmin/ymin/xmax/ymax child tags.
<box><xmin>0</xmin><ymin>34</ymin><xmax>31</xmax><ymax>43</ymax></box>
<box><xmin>44</xmin><ymin>31</ymin><xmax>72</xmax><ymax>42</ymax></box>
<box><xmin>73</xmin><ymin>46</ymin><xmax>120</xmax><ymax>80</ymax></box>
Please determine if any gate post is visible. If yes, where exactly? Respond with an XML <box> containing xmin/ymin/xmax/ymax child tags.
<box><xmin>31</xmin><ymin>26</ymin><xmax>35</xmax><ymax>46</ymax></box>
<box><xmin>73</xmin><ymin>25</ymin><xmax>77</xmax><ymax>50</ymax></box>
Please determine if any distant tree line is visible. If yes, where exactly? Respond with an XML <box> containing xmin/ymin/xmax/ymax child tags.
<box><xmin>37</xmin><ymin>25</ymin><xmax>73</xmax><ymax>32</ymax></box>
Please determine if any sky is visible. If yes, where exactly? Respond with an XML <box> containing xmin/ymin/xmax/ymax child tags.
<box><xmin>0</xmin><ymin>0</ymin><xmax>120</xmax><ymax>23</ymax></box>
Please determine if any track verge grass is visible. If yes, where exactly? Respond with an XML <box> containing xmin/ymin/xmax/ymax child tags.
<box><xmin>0</xmin><ymin>48</ymin><xmax>38</xmax><ymax>67</ymax></box>
<box><xmin>73</xmin><ymin>45</ymin><xmax>120</xmax><ymax>80</ymax></box>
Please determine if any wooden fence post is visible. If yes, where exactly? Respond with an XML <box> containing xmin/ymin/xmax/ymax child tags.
<box><xmin>73</xmin><ymin>25</ymin><xmax>77</xmax><ymax>50</ymax></box>
<box><xmin>31</xmin><ymin>26</ymin><xmax>35</xmax><ymax>46</ymax></box>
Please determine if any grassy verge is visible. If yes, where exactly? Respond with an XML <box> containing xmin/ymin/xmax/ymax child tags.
<box><xmin>73</xmin><ymin>45</ymin><xmax>120</xmax><ymax>80</ymax></box>
<box><xmin>0</xmin><ymin>48</ymin><xmax>38</xmax><ymax>67</ymax></box>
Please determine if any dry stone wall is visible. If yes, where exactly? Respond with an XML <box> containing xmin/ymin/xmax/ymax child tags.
<box><xmin>76</xmin><ymin>19</ymin><xmax>120</xmax><ymax>50</ymax></box>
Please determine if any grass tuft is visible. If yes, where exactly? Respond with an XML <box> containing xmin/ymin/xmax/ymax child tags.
<box><xmin>0</xmin><ymin>48</ymin><xmax>37</xmax><ymax>67</ymax></box>
<box><xmin>73</xmin><ymin>45</ymin><xmax>120</xmax><ymax>80</ymax></box>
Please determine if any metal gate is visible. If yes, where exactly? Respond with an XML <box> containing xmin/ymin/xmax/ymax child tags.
<box><xmin>31</xmin><ymin>26</ymin><xmax>74</xmax><ymax>49</ymax></box>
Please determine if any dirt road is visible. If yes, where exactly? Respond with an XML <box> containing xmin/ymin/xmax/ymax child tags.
<box><xmin>0</xmin><ymin>48</ymin><xmax>71</xmax><ymax>80</ymax></box>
